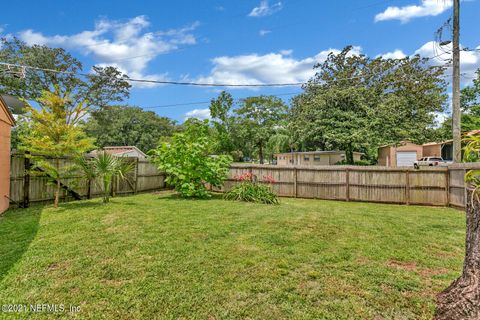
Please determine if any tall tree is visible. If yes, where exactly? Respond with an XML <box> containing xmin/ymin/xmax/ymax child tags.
<box><xmin>235</xmin><ymin>96</ymin><xmax>288</xmax><ymax>164</ymax></box>
<box><xmin>291</xmin><ymin>46</ymin><xmax>447</xmax><ymax>164</ymax></box>
<box><xmin>209</xmin><ymin>91</ymin><xmax>239</xmax><ymax>158</ymax></box>
<box><xmin>19</xmin><ymin>90</ymin><xmax>95</xmax><ymax>208</ymax></box>
<box><xmin>0</xmin><ymin>38</ymin><xmax>130</xmax><ymax>108</ymax></box>
<box><xmin>83</xmin><ymin>106</ymin><xmax>178</xmax><ymax>153</ymax></box>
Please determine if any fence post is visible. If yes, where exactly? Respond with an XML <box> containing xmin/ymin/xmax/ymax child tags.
<box><xmin>345</xmin><ymin>167</ymin><xmax>350</xmax><ymax>202</ymax></box>
<box><xmin>23</xmin><ymin>152</ymin><xmax>31</xmax><ymax>208</ymax></box>
<box><xmin>134</xmin><ymin>158</ymin><xmax>139</xmax><ymax>194</ymax></box>
<box><xmin>405</xmin><ymin>169</ymin><xmax>410</xmax><ymax>205</ymax></box>
<box><xmin>445</xmin><ymin>168</ymin><xmax>450</xmax><ymax>207</ymax></box>
<box><xmin>293</xmin><ymin>167</ymin><xmax>298</xmax><ymax>198</ymax></box>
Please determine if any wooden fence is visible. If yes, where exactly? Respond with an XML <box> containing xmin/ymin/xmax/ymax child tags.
<box><xmin>9</xmin><ymin>152</ymin><xmax>166</xmax><ymax>207</ymax></box>
<box><xmin>214</xmin><ymin>163</ymin><xmax>480</xmax><ymax>208</ymax></box>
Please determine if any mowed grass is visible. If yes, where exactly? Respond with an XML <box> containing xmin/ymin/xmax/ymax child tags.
<box><xmin>0</xmin><ymin>192</ymin><xmax>465</xmax><ymax>319</ymax></box>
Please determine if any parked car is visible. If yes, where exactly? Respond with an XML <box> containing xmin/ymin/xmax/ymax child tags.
<box><xmin>414</xmin><ymin>157</ymin><xmax>450</xmax><ymax>169</ymax></box>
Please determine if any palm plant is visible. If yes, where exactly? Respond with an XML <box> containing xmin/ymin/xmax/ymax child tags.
<box><xmin>78</xmin><ymin>152</ymin><xmax>134</xmax><ymax>203</ymax></box>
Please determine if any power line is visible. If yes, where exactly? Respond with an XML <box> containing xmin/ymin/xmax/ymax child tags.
<box><xmin>143</xmin><ymin>92</ymin><xmax>302</xmax><ymax>109</ymax></box>
<box><xmin>0</xmin><ymin>52</ymin><xmax>453</xmax><ymax>89</ymax></box>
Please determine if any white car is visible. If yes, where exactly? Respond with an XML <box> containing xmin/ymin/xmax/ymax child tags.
<box><xmin>414</xmin><ymin>157</ymin><xmax>449</xmax><ymax>169</ymax></box>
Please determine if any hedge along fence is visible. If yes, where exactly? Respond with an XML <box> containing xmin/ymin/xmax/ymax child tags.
<box><xmin>9</xmin><ymin>152</ymin><xmax>166</xmax><ymax>208</ymax></box>
<box><xmin>214</xmin><ymin>163</ymin><xmax>480</xmax><ymax>208</ymax></box>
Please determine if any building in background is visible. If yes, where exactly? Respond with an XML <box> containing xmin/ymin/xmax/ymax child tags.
<box><xmin>377</xmin><ymin>141</ymin><xmax>423</xmax><ymax>167</ymax></box>
<box><xmin>275</xmin><ymin>151</ymin><xmax>363</xmax><ymax>166</ymax></box>
<box><xmin>89</xmin><ymin>146</ymin><xmax>147</xmax><ymax>159</ymax></box>
<box><xmin>0</xmin><ymin>96</ymin><xmax>16</xmax><ymax>214</ymax></box>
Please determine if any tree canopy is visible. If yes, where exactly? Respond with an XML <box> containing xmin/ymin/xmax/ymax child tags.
<box><xmin>0</xmin><ymin>37</ymin><xmax>131</xmax><ymax>109</ymax></box>
<box><xmin>290</xmin><ymin>46</ymin><xmax>447</xmax><ymax>163</ymax></box>
<box><xmin>83</xmin><ymin>105</ymin><xmax>179</xmax><ymax>153</ymax></box>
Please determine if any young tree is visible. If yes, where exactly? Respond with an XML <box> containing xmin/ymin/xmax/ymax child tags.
<box><xmin>291</xmin><ymin>46</ymin><xmax>447</xmax><ymax>164</ymax></box>
<box><xmin>83</xmin><ymin>105</ymin><xmax>178</xmax><ymax>153</ymax></box>
<box><xmin>150</xmin><ymin>119</ymin><xmax>232</xmax><ymax>198</ymax></box>
<box><xmin>77</xmin><ymin>152</ymin><xmax>134</xmax><ymax>204</ymax></box>
<box><xmin>19</xmin><ymin>90</ymin><xmax>95</xmax><ymax>207</ymax></box>
<box><xmin>436</xmin><ymin>133</ymin><xmax>480</xmax><ymax>318</ymax></box>
<box><xmin>0</xmin><ymin>38</ymin><xmax>130</xmax><ymax>108</ymax></box>
<box><xmin>235</xmin><ymin>96</ymin><xmax>288</xmax><ymax>164</ymax></box>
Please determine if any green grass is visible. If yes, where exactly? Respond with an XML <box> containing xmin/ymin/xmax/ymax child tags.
<box><xmin>0</xmin><ymin>192</ymin><xmax>465</xmax><ymax>319</ymax></box>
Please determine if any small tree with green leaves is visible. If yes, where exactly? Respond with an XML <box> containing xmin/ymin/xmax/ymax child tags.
<box><xmin>150</xmin><ymin>119</ymin><xmax>232</xmax><ymax>198</ymax></box>
<box><xmin>77</xmin><ymin>152</ymin><xmax>134</xmax><ymax>203</ymax></box>
<box><xmin>19</xmin><ymin>90</ymin><xmax>94</xmax><ymax>208</ymax></box>
<box><xmin>436</xmin><ymin>133</ymin><xmax>480</xmax><ymax>319</ymax></box>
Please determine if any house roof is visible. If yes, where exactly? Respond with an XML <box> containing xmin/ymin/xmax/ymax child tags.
<box><xmin>0</xmin><ymin>95</ymin><xmax>16</xmax><ymax>126</ymax></box>
<box><xmin>378</xmin><ymin>141</ymin><xmax>417</xmax><ymax>149</ymax></box>
<box><xmin>90</xmin><ymin>146</ymin><xmax>147</xmax><ymax>157</ymax></box>
<box><xmin>275</xmin><ymin>151</ymin><xmax>364</xmax><ymax>156</ymax></box>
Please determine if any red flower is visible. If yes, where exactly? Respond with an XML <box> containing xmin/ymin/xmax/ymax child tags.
<box><xmin>262</xmin><ymin>175</ymin><xmax>276</xmax><ymax>184</ymax></box>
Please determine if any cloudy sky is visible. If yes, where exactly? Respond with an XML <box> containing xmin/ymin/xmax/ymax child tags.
<box><xmin>1</xmin><ymin>0</ymin><xmax>479</xmax><ymax>121</ymax></box>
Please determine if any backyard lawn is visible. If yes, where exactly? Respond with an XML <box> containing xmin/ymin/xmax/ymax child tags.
<box><xmin>0</xmin><ymin>192</ymin><xmax>465</xmax><ymax>319</ymax></box>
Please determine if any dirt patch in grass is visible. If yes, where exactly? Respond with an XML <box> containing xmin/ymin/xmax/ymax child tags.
<box><xmin>386</xmin><ymin>260</ymin><xmax>417</xmax><ymax>271</ymax></box>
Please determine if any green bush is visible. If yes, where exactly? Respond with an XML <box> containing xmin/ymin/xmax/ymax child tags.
<box><xmin>335</xmin><ymin>159</ymin><xmax>371</xmax><ymax>166</ymax></box>
<box><xmin>150</xmin><ymin>119</ymin><xmax>232</xmax><ymax>198</ymax></box>
<box><xmin>224</xmin><ymin>173</ymin><xmax>279</xmax><ymax>205</ymax></box>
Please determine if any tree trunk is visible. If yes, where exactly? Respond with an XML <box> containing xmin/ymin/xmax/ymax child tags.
<box><xmin>435</xmin><ymin>190</ymin><xmax>480</xmax><ymax>319</ymax></box>
<box><xmin>87</xmin><ymin>179</ymin><xmax>92</xmax><ymax>200</ymax></box>
<box><xmin>54</xmin><ymin>178</ymin><xmax>60</xmax><ymax>208</ymax></box>
<box><xmin>346</xmin><ymin>144</ymin><xmax>354</xmax><ymax>165</ymax></box>
<box><xmin>259</xmin><ymin>143</ymin><xmax>264</xmax><ymax>164</ymax></box>
<box><xmin>53</xmin><ymin>158</ymin><xmax>60</xmax><ymax>208</ymax></box>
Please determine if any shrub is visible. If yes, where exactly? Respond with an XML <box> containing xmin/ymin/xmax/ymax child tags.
<box><xmin>335</xmin><ymin>159</ymin><xmax>371</xmax><ymax>166</ymax></box>
<box><xmin>150</xmin><ymin>119</ymin><xmax>232</xmax><ymax>198</ymax></box>
<box><xmin>224</xmin><ymin>172</ymin><xmax>279</xmax><ymax>204</ymax></box>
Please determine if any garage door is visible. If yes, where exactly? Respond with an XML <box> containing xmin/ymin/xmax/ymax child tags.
<box><xmin>396</xmin><ymin>151</ymin><xmax>417</xmax><ymax>167</ymax></box>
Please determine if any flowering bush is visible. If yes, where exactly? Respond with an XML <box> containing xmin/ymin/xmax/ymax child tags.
<box><xmin>224</xmin><ymin>172</ymin><xmax>279</xmax><ymax>204</ymax></box>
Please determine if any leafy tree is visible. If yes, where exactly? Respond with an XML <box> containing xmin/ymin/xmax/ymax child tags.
<box><xmin>150</xmin><ymin>119</ymin><xmax>232</xmax><ymax>198</ymax></box>
<box><xmin>209</xmin><ymin>91</ymin><xmax>238</xmax><ymax>157</ymax></box>
<box><xmin>83</xmin><ymin>105</ymin><xmax>178</xmax><ymax>153</ymax></box>
<box><xmin>235</xmin><ymin>96</ymin><xmax>288</xmax><ymax>164</ymax></box>
<box><xmin>437</xmin><ymin>69</ymin><xmax>480</xmax><ymax>140</ymax></box>
<box><xmin>0</xmin><ymin>37</ymin><xmax>130</xmax><ymax>108</ymax></box>
<box><xmin>291</xmin><ymin>46</ymin><xmax>447</xmax><ymax>164</ymax></box>
<box><xmin>77</xmin><ymin>152</ymin><xmax>134</xmax><ymax>203</ymax></box>
<box><xmin>10</xmin><ymin>114</ymin><xmax>30</xmax><ymax>150</ymax></box>
<box><xmin>19</xmin><ymin>90</ymin><xmax>95</xmax><ymax>207</ymax></box>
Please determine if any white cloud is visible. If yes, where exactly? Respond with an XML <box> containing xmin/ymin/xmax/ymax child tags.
<box><xmin>377</xmin><ymin>49</ymin><xmax>407</xmax><ymax>59</ymax></box>
<box><xmin>185</xmin><ymin>108</ymin><xmax>211</xmax><ymax>120</ymax></box>
<box><xmin>196</xmin><ymin>47</ymin><xmax>362</xmax><ymax>87</ymax></box>
<box><xmin>248</xmin><ymin>0</ymin><xmax>283</xmax><ymax>17</ymax></box>
<box><xmin>414</xmin><ymin>41</ymin><xmax>480</xmax><ymax>83</ymax></box>
<box><xmin>375</xmin><ymin>0</ymin><xmax>452</xmax><ymax>23</ymax></box>
<box><xmin>17</xmin><ymin>16</ymin><xmax>199</xmax><ymax>88</ymax></box>
<box><xmin>259</xmin><ymin>29</ymin><xmax>271</xmax><ymax>36</ymax></box>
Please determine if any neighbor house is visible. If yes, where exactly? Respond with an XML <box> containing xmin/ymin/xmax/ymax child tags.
<box><xmin>89</xmin><ymin>146</ymin><xmax>147</xmax><ymax>159</ymax></box>
<box><xmin>377</xmin><ymin>141</ymin><xmax>423</xmax><ymax>167</ymax></box>
<box><xmin>275</xmin><ymin>151</ymin><xmax>363</xmax><ymax>166</ymax></box>
<box><xmin>0</xmin><ymin>96</ymin><xmax>16</xmax><ymax>214</ymax></box>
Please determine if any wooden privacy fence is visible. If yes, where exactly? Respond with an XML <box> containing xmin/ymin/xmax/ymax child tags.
<box><xmin>9</xmin><ymin>152</ymin><xmax>166</xmax><ymax>207</ymax></box>
<box><xmin>214</xmin><ymin>163</ymin><xmax>480</xmax><ymax>208</ymax></box>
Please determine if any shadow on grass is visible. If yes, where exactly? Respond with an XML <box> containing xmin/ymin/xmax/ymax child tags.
<box><xmin>0</xmin><ymin>206</ymin><xmax>43</xmax><ymax>283</ymax></box>
<box><xmin>159</xmin><ymin>192</ymin><xmax>225</xmax><ymax>202</ymax></box>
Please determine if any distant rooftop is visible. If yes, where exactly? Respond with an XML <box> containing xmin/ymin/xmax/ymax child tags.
<box><xmin>90</xmin><ymin>146</ymin><xmax>147</xmax><ymax>158</ymax></box>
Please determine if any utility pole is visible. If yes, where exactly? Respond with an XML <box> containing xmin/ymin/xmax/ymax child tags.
<box><xmin>452</xmin><ymin>0</ymin><xmax>461</xmax><ymax>162</ymax></box>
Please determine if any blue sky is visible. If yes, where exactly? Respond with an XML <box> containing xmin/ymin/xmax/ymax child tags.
<box><xmin>1</xmin><ymin>0</ymin><xmax>479</xmax><ymax>122</ymax></box>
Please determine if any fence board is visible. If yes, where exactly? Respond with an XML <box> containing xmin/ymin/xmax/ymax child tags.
<box><xmin>9</xmin><ymin>153</ymin><xmax>166</xmax><ymax>206</ymax></box>
<box><xmin>220</xmin><ymin>163</ymin><xmax>480</xmax><ymax>208</ymax></box>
